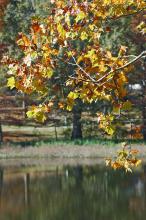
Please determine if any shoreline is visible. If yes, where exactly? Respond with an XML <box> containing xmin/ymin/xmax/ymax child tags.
<box><xmin>0</xmin><ymin>144</ymin><xmax>146</xmax><ymax>159</ymax></box>
<box><xmin>0</xmin><ymin>144</ymin><xmax>146</xmax><ymax>172</ymax></box>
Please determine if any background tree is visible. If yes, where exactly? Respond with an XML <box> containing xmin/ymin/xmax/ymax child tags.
<box><xmin>0</xmin><ymin>0</ymin><xmax>10</xmax><ymax>144</ymax></box>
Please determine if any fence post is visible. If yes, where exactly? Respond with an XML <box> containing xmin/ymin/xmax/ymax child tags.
<box><xmin>54</xmin><ymin>122</ymin><xmax>58</xmax><ymax>141</ymax></box>
<box><xmin>22</xmin><ymin>93</ymin><xmax>26</xmax><ymax>119</ymax></box>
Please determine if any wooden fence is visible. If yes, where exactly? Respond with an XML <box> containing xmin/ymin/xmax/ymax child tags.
<box><xmin>0</xmin><ymin>95</ymin><xmax>145</xmax><ymax>143</ymax></box>
<box><xmin>0</xmin><ymin>95</ymin><xmax>26</xmax><ymax>142</ymax></box>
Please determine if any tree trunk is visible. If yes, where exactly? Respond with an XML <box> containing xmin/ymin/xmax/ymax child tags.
<box><xmin>0</xmin><ymin>123</ymin><xmax>3</xmax><ymax>145</ymax></box>
<box><xmin>142</xmin><ymin>109</ymin><xmax>146</xmax><ymax>141</ymax></box>
<box><xmin>142</xmin><ymin>60</ymin><xmax>146</xmax><ymax>141</ymax></box>
<box><xmin>71</xmin><ymin>99</ymin><xmax>82</xmax><ymax>140</ymax></box>
<box><xmin>0</xmin><ymin>167</ymin><xmax>3</xmax><ymax>202</ymax></box>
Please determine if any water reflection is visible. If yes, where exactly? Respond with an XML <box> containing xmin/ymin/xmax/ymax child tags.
<box><xmin>0</xmin><ymin>164</ymin><xmax>146</xmax><ymax>220</ymax></box>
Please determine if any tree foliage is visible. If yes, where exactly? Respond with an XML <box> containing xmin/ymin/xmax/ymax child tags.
<box><xmin>2</xmin><ymin>0</ymin><xmax>146</xmax><ymax>170</ymax></box>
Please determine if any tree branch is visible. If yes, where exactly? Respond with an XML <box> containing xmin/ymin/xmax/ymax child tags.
<box><xmin>66</xmin><ymin>51</ymin><xmax>146</xmax><ymax>86</ymax></box>
<box><xmin>116</xmin><ymin>50</ymin><xmax>146</xmax><ymax>71</ymax></box>
<box><xmin>71</xmin><ymin>55</ymin><xmax>97</xmax><ymax>83</ymax></box>
<box><xmin>96</xmin><ymin>50</ymin><xmax>146</xmax><ymax>84</ymax></box>
<box><xmin>108</xmin><ymin>7</ymin><xmax>146</xmax><ymax>21</ymax></box>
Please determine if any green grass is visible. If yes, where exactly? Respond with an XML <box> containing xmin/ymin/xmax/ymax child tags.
<box><xmin>6</xmin><ymin>136</ymin><xmax>146</xmax><ymax>148</ymax></box>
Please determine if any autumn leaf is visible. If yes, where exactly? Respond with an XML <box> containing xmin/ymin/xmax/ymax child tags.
<box><xmin>80</xmin><ymin>31</ymin><xmax>88</xmax><ymax>41</ymax></box>
<box><xmin>35</xmin><ymin>111</ymin><xmax>47</xmax><ymax>122</ymax></box>
<box><xmin>75</xmin><ymin>11</ymin><xmax>86</xmax><ymax>23</ymax></box>
<box><xmin>7</xmin><ymin>77</ymin><xmax>15</xmax><ymax>89</ymax></box>
<box><xmin>58</xmin><ymin>102</ymin><xmax>65</xmax><ymax>109</ymax></box>
<box><xmin>43</xmin><ymin>68</ymin><xmax>54</xmax><ymax>78</ymax></box>
<box><xmin>122</xmin><ymin>100</ymin><xmax>132</xmax><ymax>111</ymax></box>
<box><xmin>67</xmin><ymin>92</ymin><xmax>79</xmax><ymax>100</ymax></box>
<box><xmin>57</xmin><ymin>23</ymin><xmax>66</xmax><ymax>38</ymax></box>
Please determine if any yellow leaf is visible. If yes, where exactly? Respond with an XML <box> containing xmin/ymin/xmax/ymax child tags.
<box><xmin>57</xmin><ymin>23</ymin><xmax>66</xmax><ymax>38</ymax></box>
<box><xmin>135</xmin><ymin>159</ymin><xmax>142</xmax><ymax>167</ymax></box>
<box><xmin>7</xmin><ymin>77</ymin><xmax>15</xmax><ymax>89</ymax></box>
<box><xmin>65</xmin><ymin>12</ymin><xmax>71</xmax><ymax>26</ymax></box>
<box><xmin>118</xmin><ymin>72</ymin><xmax>128</xmax><ymax>84</ymax></box>
<box><xmin>35</xmin><ymin>111</ymin><xmax>47</xmax><ymax>122</ymax></box>
<box><xmin>67</xmin><ymin>92</ymin><xmax>78</xmax><ymax>100</ymax></box>
<box><xmin>89</xmin><ymin>24</ymin><xmax>95</xmax><ymax>31</ymax></box>
<box><xmin>26</xmin><ymin>110</ymin><xmax>34</xmax><ymax>119</ymax></box>
<box><xmin>105</xmin><ymin>126</ymin><xmax>115</xmax><ymax>135</ymax></box>
<box><xmin>80</xmin><ymin>31</ymin><xmax>88</xmax><ymax>41</ymax></box>
<box><xmin>75</xmin><ymin>11</ymin><xmax>86</xmax><ymax>23</ymax></box>
<box><xmin>66</xmin><ymin>104</ymin><xmax>73</xmax><ymax>111</ymax></box>
<box><xmin>43</xmin><ymin>68</ymin><xmax>53</xmax><ymax>78</ymax></box>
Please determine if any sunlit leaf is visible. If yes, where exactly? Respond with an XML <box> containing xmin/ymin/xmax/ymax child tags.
<box><xmin>7</xmin><ymin>77</ymin><xmax>15</xmax><ymax>89</ymax></box>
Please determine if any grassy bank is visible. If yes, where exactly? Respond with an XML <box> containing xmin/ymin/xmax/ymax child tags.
<box><xmin>3</xmin><ymin>137</ymin><xmax>146</xmax><ymax>148</ymax></box>
<box><xmin>0</xmin><ymin>138</ymin><xmax>146</xmax><ymax>159</ymax></box>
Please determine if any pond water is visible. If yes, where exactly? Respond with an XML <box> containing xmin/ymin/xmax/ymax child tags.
<box><xmin>0</xmin><ymin>162</ymin><xmax>146</xmax><ymax>220</ymax></box>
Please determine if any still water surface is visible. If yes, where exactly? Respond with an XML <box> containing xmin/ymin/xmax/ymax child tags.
<box><xmin>0</xmin><ymin>163</ymin><xmax>146</xmax><ymax>220</ymax></box>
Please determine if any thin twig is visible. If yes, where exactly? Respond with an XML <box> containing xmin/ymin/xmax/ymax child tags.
<box><xmin>64</xmin><ymin>51</ymin><xmax>146</xmax><ymax>86</ymax></box>
<box><xmin>71</xmin><ymin>55</ymin><xmax>97</xmax><ymax>83</ymax></box>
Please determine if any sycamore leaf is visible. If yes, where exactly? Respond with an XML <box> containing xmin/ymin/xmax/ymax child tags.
<box><xmin>65</xmin><ymin>12</ymin><xmax>71</xmax><ymax>26</ymax></box>
<box><xmin>135</xmin><ymin>159</ymin><xmax>142</xmax><ymax>167</ymax></box>
<box><xmin>35</xmin><ymin>111</ymin><xmax>47</xmax><ymax>122</ymax></box>
<box><xmin>67</xmin><ymin>92</ymin><xmax>78</xmax><ymax>100</ymax></box>
<box><xmin>31</xmin><ymin>22</ymin><xmax>41</xmax><ymax>33</ymax></box>
<box><xmin>17</xmin><ymin>34</ymin><xmax>30</xmax><ymax>47</ymax></box>
<box><xmin>66</xmin><ymin>98</ymin><xmax>74</xmax><ymax>111</ymax></box>
<box><xmin>58</xmin><ymin>102</ymin><xmax>64</xmax><ymax>109</ymax></box>
<box><xmin>27</xmin><ymin>109</ymin><xmax>46</xmax><ymax>123</ymax></box>
<box><xmin>105</xmin><ymin>126</ymin><xmax>115</xmax><ymax>135</ymax></box>
<box><xmin>137</xmin><ymin>21</ymin><xmax>145</xmax><ymax>30</ymax></box>
<box><xmin>75</xmin><ymin>11</ymin><xmax>86</xmax><ymax>23</ymax></box>
<box><xmin>66</xmin><ymin>104</ymin><xmax>74</xmax><ymax>111</ymax></box>
<box><xmin>26</xmin><ymin>110</ymin><xmax>34</xmax><ymax>119</ymax></box>
<box><xmin>80</xmin><ymin>31</ymin><xmax>88</xmax><ymax>41</ymax></box>
<box><xmin>57</xmin><ymin>23</ymin><xmax>66</xmax><ymax>38</ymax></box>
<box><xmin>122</xmin><ymin>101</ymin><xmax>132</xmax><ymax>111</ymax></box>
<box><xmin>7</xmin><ymin>77</ymin><xmax>15</xmax><ymax>89</ymax></box>
<box><xmin>43</xmin><ymin>68</ymin><xmax>53</xmax><ymax>78</ymax></box>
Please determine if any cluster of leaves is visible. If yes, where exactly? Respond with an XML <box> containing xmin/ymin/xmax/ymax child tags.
<box><xmin>106</xmin><ymin>143</ymin><xmax>142</xmax><ymax>172</ymax></box>
<box><xmin>137</xmin><ymin>20</ymin><xmax>146</xmax><ymax>34</ymax></box>
<box><xmin>97</xmin><ymin>100</ymin><xmax>133</xmax><ymax>136</ymax></box>
<box><xmin>4</xmin><ymin>1</ymin><xmax>145</xmax><ymax>108</ymax></box>
<box><xmin>26</xmin><ymin>101</ymin><xmax>53</xmax><ymax>123</ymax></box>
<box><xmin>0</xmin><ymin>0</ymin><xmax>52</xmax><ymax>55</ymax></box>
<box><xmin>97</xmin><ymin>113</ymin><xmax>115</xmax><ymax>135</ymax></box>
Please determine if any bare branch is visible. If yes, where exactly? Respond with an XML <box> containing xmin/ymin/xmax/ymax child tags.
<box><xmin>116</xmin><ymin>51</ymin><xmax>146</xmax><ymax>71</ymax></box>
<box><xmin>66</xmin><ymin>51</ymin><xmax>146</xmax><ymax>86</ymax></box>
<box><xmin>96</xmin><ymin>50</ymin><xmax>146</xmax><ymax>84</ymax></box>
